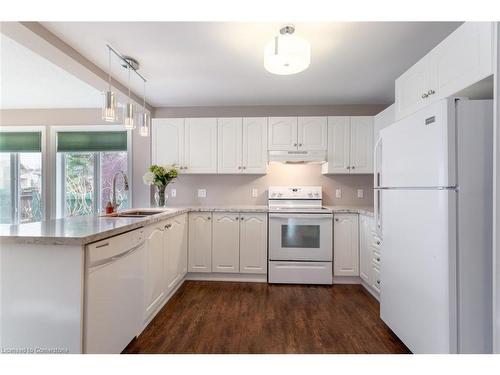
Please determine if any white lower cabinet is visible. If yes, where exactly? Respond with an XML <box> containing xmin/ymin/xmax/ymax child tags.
<box><xmin>212</xmin><ymin>213</ymin><xmax>240</xmax><ymax>273</ymax></box>
<box><xmin>359</xmin><ymin>214</ymin><xmax>371</xmax><ymax>283</ymax></box>
<box><xmin>239</xmin><ymin>213</ymin><xmax>267</xmax><ymax>274</ymax></box>
<box><xmin>165</xmin><ymin>214</ymin><xmax>188</xmax><ymax>291</ymax></box>
<box><xmin>144</xmin><ymin>224</ymin><xmax>166</xmax><ymax>320</ymax></box>
<box><xmin>188</xmin><ymin>213</ymin><xmax>213</xmax><ymax>272</ymax></box>
<box><xmin>188</xmin><ymin>211</ymin><xmax>268</xmax><ymax>275</ymax></box>
<box><xmin>333</xmin><ymin>213</ymin><xmax>359</xmax><ymax>276</ymax></box>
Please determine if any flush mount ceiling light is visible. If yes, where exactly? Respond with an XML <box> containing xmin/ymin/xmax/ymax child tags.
<box><xmin>264</xmin><ymin>25</ymin><xmax>311</xmax><ymax>75</ymax></box>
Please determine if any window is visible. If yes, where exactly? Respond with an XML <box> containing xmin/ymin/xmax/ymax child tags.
<box><xmin>0</xmin><ymin>130</ymin><xmax>44</xmax><ymax>224</ymax></box>
<box><xmin>55</xmin><ymin>129</ymin><xmax>130</xmax><ymax>217</ymax></box>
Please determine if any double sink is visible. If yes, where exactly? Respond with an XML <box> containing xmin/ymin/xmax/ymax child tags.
<box><xmin>104</xmin><ymin>209</ymin><xmax>171</xmax><ymax>218</ymax></box>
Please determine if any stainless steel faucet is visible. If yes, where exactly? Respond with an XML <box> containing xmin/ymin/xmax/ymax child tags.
<box><xmin>111</xmin><ymin>171</ymin><xmax>129</xmax><ymax>211</ymax></box>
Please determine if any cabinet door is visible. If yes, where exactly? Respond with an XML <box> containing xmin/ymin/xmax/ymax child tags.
<box><xmin>429</xmin><ymin>22</ymin><xmax>494</xmax><ymax>101</ymax></box>
<box><xmin>359</xmin><ymin>215</ymin><xmax>371</xmax><ymax>283</ymax></box>
<box><xmin>322</xmin><ymin>116</ymin><xmax>350</xmax><ymax>174</ymax></box>
<box><xmin>333</xmin><ymin>214</ymin><xmax>359</xmax><ymax>276</ymax></box>
<box><xmin>212</xmin><ymin>212</ymin><xmax>240</xmax><ymax>273</ymax></box>
<box><xmin>152</xmin><ymin>118</ymin><xmax>184</xmax><ymax>168</ymax></box>
<box><xmin>297</xmin><ymin>116</ymin><xmax>327</xmax><ymax>150</ymax></box>
<box><xmin>240</xmin><ymin>213</ymin><xmax>268</xmax><ymax>274</ymax></box>
<box><xmin>165</xmin><ymin>214</ymin><xmax>188</xmax><ymax>291</ymax></box>
<box><xmin>395</xmin><ymin>57</ymin><xmax>431</xmax><ymax>120</ymax></box>
<box><xmin>242</xmin><ymin>117</ymin><xmax>268</xmax><ymax>174</ymax></box>
<box><xmin>188</xmin><ymin>213</ymin><xmax>212</xmax><ymax>272</ymax></box>
<box><xmin>144</xmin><ymin>225</ymin><xmax>166</xmax><ymax>319</ymax></box>
<box><xmin>184</xmin><ymin>118</ymin><xmax>217</xmax><ymax>173</ymax></box>
<box><xmin>218</xmin><ymin>118</ymin><xmax>243</xmax><ymax>174</ymax></box>
<box><xmin>268</xmin><ymin>117</ymin><xmax>298</xmax><ymax>151</ymax></box>
<box><xmin>350</xmin><ymin>116</ymin><xmax>373</xmax><ymax>174</ymax></box>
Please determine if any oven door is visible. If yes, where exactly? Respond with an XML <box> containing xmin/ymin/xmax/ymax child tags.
<box><xmin>269</xmin><ymin>213</ymin><xmax>333</xmax><ymax>261</ymax></box>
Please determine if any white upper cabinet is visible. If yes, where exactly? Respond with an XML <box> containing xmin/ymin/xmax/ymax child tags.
<box><xmin>268</xmin><ymin>117</ymin><xmax>298</xmax><ymax>151</ymax></box>
<box><xmin>297</xmin><ymin>116</ymin><xmax>328</xmax><ymax>150</ymax></box>
<box><xmin>242</xmin><ymin>117</ymin><xmax>268</xmax><ymax>174</ymax></box>
<box><xmin>217</xmin><ymin>118</ymin><xmax>243</xmax><ymax>174</ymax></box>
<box><xmin>322</xmin><ymin>116</ymin><xmax>373</xmax><ymax>174</ymax></box>
<box><xmin>217</xmin><ymin>117</ymin><xmax>268</xmax><ymax>174</ymax></box>
<box><xmin>188</xmin><ymin>213</ymin><xmax>212</xmax><ymax>272</ymax></box>
<box><xmin>333</xmin><ymin>214</ymin><xmax>359</xmax><ymax>277</ymax></box>
<box><xmin>212</xmin><ymin>212</ymin><xmax>240</xmax><ymax>273</ymax></box>
<box><xmin>350</xmin><ymin>117</ymin><xmax>373</xmax><ymax>174</ymax></box>
<box><xmin>395</xmin><ymin>22</ymin><xmax>494</xmax><ymax>120</ymax></box>
<box><xmin>323</xmin><ymin>116</ymin><xmax>350</xmax><ymax>174</ymax></box>
<box><xmin>184</xmin><ymin>118</ymin><xmax>217</xmax><ymax>174</ymax></box>
<box><xmin>152</xmin><ymin>118</ymin><xmax>185</xmax><ymax>168</ymax></box>
<box><xmin>239</xmin><ymin>213</ymin><xmax>267</xmax><ymax>274</ymax></box>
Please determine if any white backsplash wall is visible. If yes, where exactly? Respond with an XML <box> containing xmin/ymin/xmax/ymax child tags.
<box><xmin>162</xmin><ymin>163</ymin><xmax>374</xmax><ymax>207</ymax></box>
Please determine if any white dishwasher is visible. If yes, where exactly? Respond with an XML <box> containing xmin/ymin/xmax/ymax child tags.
<box><xmin>84</xmin><ymin>228</ymin><xmax>146</xmax><ymax>354</ymax></box>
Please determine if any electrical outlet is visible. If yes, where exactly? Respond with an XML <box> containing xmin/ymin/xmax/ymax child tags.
<box><xmin>335</xmin><ymin>189</ymin><xmax>342</xmax><ymax>198</ymax></box>
<box><xmin>252</xmin><ymin>188</ymin><xmax>258</xmax><ymax>198</ymax></box>
<box><xmin>197</xmin><ymin>189</ymin><xmax>207</xmax><ymax>198</ymax></box>
<box><xmin>171</xmin><ymin>188</ymin><xmax>176</xmax><ymax>198</ymax></box>
<box><xmin>357</xmin><ymin>189</ymin><xmax>364</xmax><ymax>198</ymax></box>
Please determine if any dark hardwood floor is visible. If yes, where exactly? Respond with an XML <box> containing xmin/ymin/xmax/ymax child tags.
<box><xmin>124</xmin><ymin>281</ymin><xmax>410</xmax><ymax>354</ymax></box>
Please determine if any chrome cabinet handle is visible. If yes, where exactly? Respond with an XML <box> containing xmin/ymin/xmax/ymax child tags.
<box><xmin>376</xmin><ymin>241</ymin><xmax>381</xmax><ymax>245</ymax></box>
<box><xmin>298</xmin><ymin>143</ymin><xmax>303</xmax><ymax>147</ymax></box>
<box><xmin>165</xmin><ymin>223</ymin><xmax>172</xmax><ymax>229</ymax></box>
<box><xmin>377</xmin><ymin>280</ymin><xmax>380</xmax><ymax>285</ymax></box>
<box><xmin>335</xmin><ymin>218</ymin><xmax>339</xmax><ymax>222</ymax></box>
<box><xmin>238</xmin><ymin>166</ymin><xmax>242</xmax><ymax>169</ymax></box>
<box><xmin>352</xmin><ymin>166</ymin><xmax>355</xmax><ymax>170</ymax></box>
<box><xmin>421</xmin><ymin>93</ymin><xmax>429</xmax><ymax>99</ymax></box>
<box><xmin>293</xmin><ymin>143</ymin><xmax>297</xmax><ymax>147</ymax></box>
<box><xmin>428</xmin><ymin>89</ymin><xmax>435</xmax><ymax>95</ymax></box>
<box><xmin>377</xmin><ymin>257</ymin><xmax>380</xmax><ymax>262</ymax></box>
<box><xmin>207</xmin><ymin>216</ymin><xmax>211</xmax><ymax>220</ymax></box>
<box><xmin>347</xmin><ymin>166</ymin><xmax>351</xmax><ymax>170</ymax></box>
<box><xmin>95</xmin><ymin>242</ymin><xmax>110</xmax><ymax>248</ymax></box>
<box><xmin>240</xmin><ymin>217</ymin><xmax>244</xmax><ymax>220</ymax></box>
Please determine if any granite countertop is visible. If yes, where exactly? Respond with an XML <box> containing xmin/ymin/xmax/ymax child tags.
<box><xmin>0</xmin><ymin>205</ymin><xmax>373</xmax><ymax>246</ymax></box>
<box><xmin>0</xmin><ymin>206</ymin><xmax>269</xmax><ymax>246</ymax></box>
<box><xmin>325</xmin><ymin>205</ymin><xmax>375</xmax><ymax>217</ymax></box>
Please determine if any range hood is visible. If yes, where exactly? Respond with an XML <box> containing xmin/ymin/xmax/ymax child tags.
<box><xmin>268</xmin><ymin>150</ymin><xmax>327</xmax><ymax>164</ymax></box>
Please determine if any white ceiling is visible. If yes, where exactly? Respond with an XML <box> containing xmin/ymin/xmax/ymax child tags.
<box><xmin>0</xmin><ymin>34</ymin><xmax>102</xmax><ymax>109</ymax></box>
<box><xmin>39</xmin><ymin>22</ymin><xmax>461</xmax><ymax>107</ymax></box>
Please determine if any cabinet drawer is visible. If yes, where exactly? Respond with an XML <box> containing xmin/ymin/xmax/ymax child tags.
<box><xmin>371</xmin><ymin>263</ymin><xmax>381</xmax><ymax>292</ymax></box>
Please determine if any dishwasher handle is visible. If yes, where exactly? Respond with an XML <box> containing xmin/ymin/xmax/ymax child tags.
<box><xmin>89</xmin><ymin>241</ymin><xmax>145</xmax><ymax>268</ymax></box>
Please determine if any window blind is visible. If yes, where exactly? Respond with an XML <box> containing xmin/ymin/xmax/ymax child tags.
<box><xmin>0</xmin><ymin>132</ymin><xmax>42</xmax><ymax>152</ymax></box>
<box><xmin>57</xmin><ymin>131</ymin><xmax>127</xmax><ymax>152</ymax></box>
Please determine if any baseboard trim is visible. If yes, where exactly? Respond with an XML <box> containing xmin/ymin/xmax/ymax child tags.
<box><xmin>333</xmin><ymin>276</ymin><xmax>362</xmax><ymax>284</ymax></box>
<box><xmin>361</xmin><ymin>279</ymin><xmax>380</xmax><ymax>301</ymax></box>
<box><xmin>186</xmin><ymin>272</ymin><xmax>267</xmax><ymax>283</ymax></box>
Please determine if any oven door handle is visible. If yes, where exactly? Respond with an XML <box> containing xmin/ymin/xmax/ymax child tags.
<box><xmin>269</xmin><ymin>213</ymin><xmax>333</xmax><ymax>219</ymax></box>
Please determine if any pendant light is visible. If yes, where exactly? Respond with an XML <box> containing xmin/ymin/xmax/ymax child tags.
<box><xmin>124</xmin><ymin>63</ymin><xmax>135</xmax><ymax>130</ymax></box>
<box><xmin>102</xmin><ymin>47</ymin><xmax>117</xmax><ymax>122</ymax></box>
<box><xmin>264</xmin><ymin>25</ymin><xmax>311</xmax><ymax>75</ymax></box>
<box><xmin>139</xmin><ymin>80</ymin><xmax>150</xmax><ymax>137</ymax></box>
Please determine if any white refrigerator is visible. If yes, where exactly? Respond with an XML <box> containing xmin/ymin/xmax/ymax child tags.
<box><xmin>374</xmin><ymin>98</ymin><xmax>493</xmax><ymax>354</ymax></box>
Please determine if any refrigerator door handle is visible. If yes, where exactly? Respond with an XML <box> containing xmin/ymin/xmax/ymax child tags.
<box><xmin>374</xmin><ymin>137</ymin><xmax>383</xmax><ymax>188</ymax></box>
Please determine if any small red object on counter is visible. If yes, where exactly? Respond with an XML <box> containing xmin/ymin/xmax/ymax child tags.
<box><xmin>105</xmin><ymin>202</ymin><xmax>114</xmax><ymax>214</ymax></box>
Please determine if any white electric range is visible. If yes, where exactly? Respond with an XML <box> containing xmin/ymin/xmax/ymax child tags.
<box><xmin>268</xmin><ymin>186</ymin><xmax>333</xmax><ymax>285</ymax></box>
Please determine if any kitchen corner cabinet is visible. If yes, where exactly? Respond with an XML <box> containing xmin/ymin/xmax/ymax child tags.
<box><xmin>152</xmin><ymin>118</ymin><xmax>217</xmax><ymax>174</ymax></box>
<box><xmin>188</xmin><ymin>213</ymin><xmax>213</xmax><ymax>272</ymax></box>
<box><xmin>212</xmin><ymin>213</ymin><xmax>240</xmax><ymax>272</ymax></box>
<box><xmin>217</xmin><ymin>117</ymin><xmax>268</xmax><ymax>174</ymax></box>
<box><xmin>144</xmin><ymin>224</ymin><xmax>166</xmax><ymax>319</ymax></box>
<box><xmin>165</xmin><ymin>214</ymin><xmax>188</xmax><ymax>291</ymax></box>
<box><xmin>239</xmin><ymin>213</ymin><xmax>267</xmax><ymax>274</ymax></box>
<box><xmin>395</xmin><ymin>22</ymin><xmax>494</xmax><ymax>120</ymax></box>
<box><xmin>152</xmin><ymin>118</ymin><xmax>185</xmax><ymax>167</ymax></box>
<box><xmin>333</xmin><ymin>214</ymin><xmax>359</xmax><ymax>277</ymax></box>
<box><xmin>322</xmin><ymin>116</ymin><xmax>373</xmax><ymax>174</ymax></box>
<box><xmin>268</xmin><ymin>116</ymin><xmax>327</xmax><ymax>151</ymax></box>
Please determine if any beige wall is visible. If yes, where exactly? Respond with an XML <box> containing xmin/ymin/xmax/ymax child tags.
<box><xmin>162</xmin><ymin>162</ymin><xmax>373</xmax><ymax>207</ymax></box>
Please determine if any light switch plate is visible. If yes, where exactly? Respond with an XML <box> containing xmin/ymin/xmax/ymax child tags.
<box><xmin>252</xmin><ymin>188</ymin><xmax>258</xmax><ymax>198</ymax></box>
<box><xmin>335</xmin><ymin>189</ymin><xmax>342</xmax><ymax>198</ymax></box>
<box><xmin>198</xmin><ymin>189</ymin><xmax>207</xmax><ymax>198</ymax></box>
<box><xmin>171</xmin><ymin>188</ymin><xmax>177</xmax><ymax>198</ymax></box>
<box><xmin>357</xmin><ymin>189</ymin><xmax>364</xmax><ymax>198</ymax></box>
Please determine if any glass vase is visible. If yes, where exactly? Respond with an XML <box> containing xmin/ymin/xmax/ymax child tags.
<box><xmin>155</xmin><ymin>185</ymin><xmax>168</xmax><ymax>207</ymax></box>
